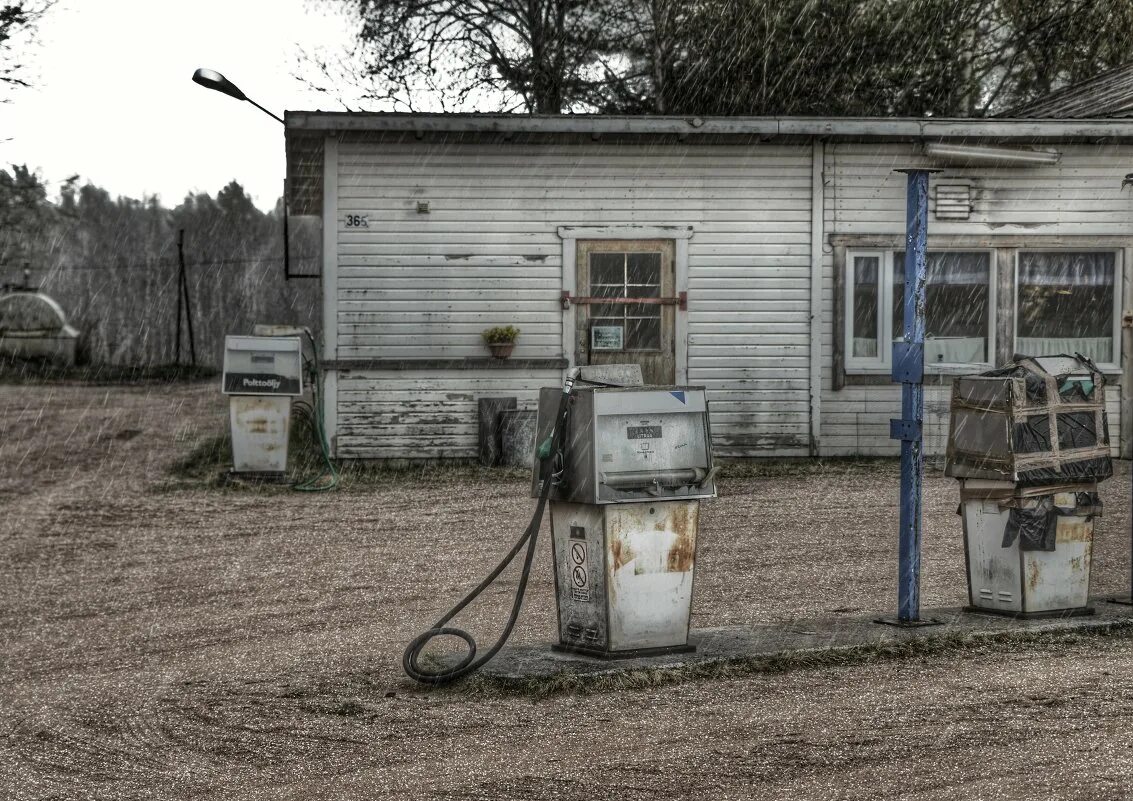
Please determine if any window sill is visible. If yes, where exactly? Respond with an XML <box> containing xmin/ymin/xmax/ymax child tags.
<box><xmin>842</xmin><ymin>362</ymin><xmax>1122</xmax><ymax>387</ymax></box>
<box><xmin>847</xmin><ymin>363</ymin><xmax>992</xmax><ymax>376</ymax></box>
<box><xmin>841</xmin><ymin>372</ymin><xmax>968</xmax><ymax>387</ymax></box>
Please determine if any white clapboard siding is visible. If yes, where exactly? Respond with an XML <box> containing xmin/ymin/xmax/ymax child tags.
<box><xmin>333</xmin><ymin>140</ymin><xmax>814</xmax><ymax>459</ymax></box>
<box><xmin>335</xmin><ymin>370</ymin><xmax>561</xmax><ymax>459</ymax></box>
<box><xmin>821</xmin><ymin>142</ymin><xmax>1131</xmax><ymax>456</ymax></box>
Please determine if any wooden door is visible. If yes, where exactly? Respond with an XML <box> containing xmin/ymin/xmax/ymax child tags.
<box><xmin>575</xmin><ymin>240</ymin><xmax>676</xmax><ymax>385</ymax></box>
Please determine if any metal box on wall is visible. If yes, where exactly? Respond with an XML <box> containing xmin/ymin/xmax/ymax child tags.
<box><xmin>532</xmin><ymin>385</ymin><xmax>716</xmax><ymax>504</ymax></box>
<box><xmin>222</xmin><ymin>336</ymin><xmax>304</xmax><ymax>473</ymax></box>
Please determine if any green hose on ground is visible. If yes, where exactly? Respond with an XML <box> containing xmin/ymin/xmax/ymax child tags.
<box><xmin>293</xmin><ymin>329</ymin><xmax>338</xmax><ymax>492</ymax></box>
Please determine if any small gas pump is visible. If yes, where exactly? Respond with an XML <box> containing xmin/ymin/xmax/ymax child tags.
<box><xmin>222</xmin><ymin>335</ymin><xmax>303</xmax><ymax>474</ymax></box>
<box><xmin>533</xmin><ymin>375</ymin><xmax>717</xmax><ymax>656</ymax></box>
<box><xmin>403</xmin><ymin>366</ymin><xmax>716</xmax><ymax>683</ymax></box>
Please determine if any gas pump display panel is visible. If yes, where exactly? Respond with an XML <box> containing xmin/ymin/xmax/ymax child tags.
<box><xmin>534</xmin><ymin>385</ymin><xmax>716</xmax><ymax>504</ymax></box>
<box><xmin>222</xmin><ymin>335</ymin><xmax>304</xmax><ymax>396</ymax></box>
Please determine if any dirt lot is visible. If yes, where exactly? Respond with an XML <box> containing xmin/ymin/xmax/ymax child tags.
<box><xmin>3</xmin><ymin>380</ymin><xmax>1133</xmax><ymax>800</ymax></box>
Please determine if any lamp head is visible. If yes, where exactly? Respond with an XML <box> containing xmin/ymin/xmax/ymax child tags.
<box><xmin>192</xmin><ymin>68</ymin><xmax>246</xmax><ymax>102</ymax></box>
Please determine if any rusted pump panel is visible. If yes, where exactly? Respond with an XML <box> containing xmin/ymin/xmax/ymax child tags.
<box><xmin>960</xmin><ymin>479</ymin><xmax>1098</xmax><ymax>616</ymax></box>
<box><xmin>229</xmin><ymin>395</ymin><xmax>292</xmax><ymax>472</ymax></box>
<box><xmin>550</xmin><ymin>499</ymin><xmax>699</xmax><ymax>655</ymax></box>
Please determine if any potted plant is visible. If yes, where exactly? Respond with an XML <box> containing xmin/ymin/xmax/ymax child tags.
<box><xmin>482</xmin><ymin>325</ymin><xmax>520</xmax><ymax>359</ymax></box>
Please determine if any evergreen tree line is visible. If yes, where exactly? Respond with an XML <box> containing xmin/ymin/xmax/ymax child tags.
<box><xmin>0</xmin><ymin>168</ymin><xmax>320</xmax><ymax>368</ymax></box>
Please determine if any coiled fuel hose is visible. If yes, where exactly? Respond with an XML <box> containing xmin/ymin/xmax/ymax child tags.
<box><xmin>402</xmin><ymin>372</ymin><xmax>577</xmax><ymax>684</ymax></box>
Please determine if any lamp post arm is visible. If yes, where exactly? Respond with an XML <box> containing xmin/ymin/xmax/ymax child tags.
<box><xmin>247</xmin><ymin>98</ymin><xmax>284</xmax><ymax>125</ymax></box>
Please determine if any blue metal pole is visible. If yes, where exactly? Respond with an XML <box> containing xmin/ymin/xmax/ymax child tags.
<box><xmin>892</xmin><ymin>169</ymin><xmax>930</xmax><ymax>623</ymax></box>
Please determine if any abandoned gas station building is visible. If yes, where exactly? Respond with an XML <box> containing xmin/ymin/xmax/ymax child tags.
<box><xmin>285</xmin><ymin>86</ymin><xmax>1133</xmax><ymax>461</ymax></box>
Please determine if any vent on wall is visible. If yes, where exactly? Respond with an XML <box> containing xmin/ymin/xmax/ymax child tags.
<box><xmin>935</xmin><ymin>184</ymin><xmax>972</xmax><ymax>220</ymax></box>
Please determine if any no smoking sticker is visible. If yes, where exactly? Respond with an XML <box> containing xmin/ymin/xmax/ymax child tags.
<box><xmin>569</xmin><ymin>539</ymin><xmax>589</xmax><ymax>602</ymax></box>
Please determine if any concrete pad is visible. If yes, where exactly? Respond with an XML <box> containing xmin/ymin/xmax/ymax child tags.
<box><xmin>480</xmin><ymin>597</ymin><xmax>1133</xmax><ymax>684</ymax></box>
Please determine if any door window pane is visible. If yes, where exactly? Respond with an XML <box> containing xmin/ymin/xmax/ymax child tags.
<box><xmin>893</xmin><ymin>251</ymin><xmax>990</xmax><ymax>364</ymax></box>
<box><xmin>588</xmin><ymin>251</ymin><xmax>663</xmax><ymax>351</ymax></box>
<box><xmin>625</xmin><ymin>317</ymin><xmax>661</xmax><ymax>350</ymax></box>
<box><xmin>590</xmin><ymin>253</ymin><xmax>625</xmax><ymax>285</ymax></box>
<box><xmin>851</xmin><ymin>255</ymin><xmax>880</xmax><ymax>358</ymax></box>
<box><xmin>627</xmin><ymin>252</ymin><xmax>662</xmax><ymax>284</ymax></box>
<box><xmin>1017</xmin><ymin>252</ymin><xmax>1115</xmax><ymax>363</ymax></box>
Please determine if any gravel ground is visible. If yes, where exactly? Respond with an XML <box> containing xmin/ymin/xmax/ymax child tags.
<box><xmin>2</xmin><ymin>380</ymin><xmax>1133</xmax><ymax>799</ymax></box>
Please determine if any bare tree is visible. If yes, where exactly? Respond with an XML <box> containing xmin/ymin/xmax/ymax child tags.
<box><xmin>0</xmin><ymin>1</ymin><xmax>54</xmax><ymax>100</ymax></box>
<box><xmin>307</xmin><ymin>0</ymin><xmax>632</xmax><ymax>113</ymax></box>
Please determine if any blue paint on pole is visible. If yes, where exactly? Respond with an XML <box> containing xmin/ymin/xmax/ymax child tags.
<box><xmin>892</xmin><ymin>169</ymin><xmax>930</xmax><ymax>623</ymax></box>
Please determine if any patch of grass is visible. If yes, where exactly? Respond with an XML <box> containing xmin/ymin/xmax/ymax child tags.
<box><xmin>448</xmin><ymin>620</ymin><xmax>1133</xmax><ymax>700</ymax></box>
<box><xmin>715</xmin><ymin>456</ymin><xmax>902</xmax><ymax>479</ymax></box>
<box><xmin>0</xmin><ymin>358</ymin><xmax>217</xmax><ymax>385</ymax></box>
<box><xmin>331</xmin><ymin>700</ymin><xmax>367</xmax><ymax>717</ymax></box>
<box><xmin>168</xmin><ymin>434</ymin><xmax>232</xmax><ymax>481</ymax></box>
<box><xmin>165</xmin><ymin>448</ymin><xmax>925</xmax><ymax>493</ymax></box>
<box><xmin>336</xmin><ymin>459</ymin><xmax>531</xmax><ymax>487</ymax></box>
<box><xmin>163</xmin><ymin>408</ymin><xmax>341</xmax><ymax>490</ymax></box>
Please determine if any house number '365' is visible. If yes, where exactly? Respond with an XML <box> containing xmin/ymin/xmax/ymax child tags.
<box><xmin>344</xmin><ymin>215</ymin><xmax>369</xmax><ymax>227</ymax></box>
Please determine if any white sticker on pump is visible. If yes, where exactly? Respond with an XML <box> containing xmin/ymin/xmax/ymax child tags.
<box><xmin>569</xmin><ymin>526</ymin><xmax>589</xmax><ymax>602</ymax></box>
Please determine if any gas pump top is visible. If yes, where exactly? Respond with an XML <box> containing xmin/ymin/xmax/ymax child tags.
<box><xmin>222</xmin><ymin>335</ymin><xmax>303</xmax><ymax>396</ymax></box>
<box><xmin>533</xmin><ymin>384</ymin><xmax>717</xmax><ymax>504</ymax></box>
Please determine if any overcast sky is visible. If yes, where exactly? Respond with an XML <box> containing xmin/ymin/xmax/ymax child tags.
<box><xmin>0</xmin><ymin>0</ymin><xmax>355</xmax><ymax>210</ymax></box>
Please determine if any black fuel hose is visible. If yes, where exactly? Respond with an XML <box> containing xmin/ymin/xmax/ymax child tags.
<box><xmin>401</xmin><ymin>380</ymin><xmax>574</xmax><ymax>685</ymax></box>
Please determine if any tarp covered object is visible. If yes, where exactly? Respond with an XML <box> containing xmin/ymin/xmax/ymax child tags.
<box><xmin>945</xmin><ymin>354</ymin><xmax>1112</xmax><ymax>487</ymax></box>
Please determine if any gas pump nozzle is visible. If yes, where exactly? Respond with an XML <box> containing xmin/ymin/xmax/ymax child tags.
<box><xmin>536</xmin><ymin>367</ymin><xmax>580</xmax><ymax>461</ymax></box>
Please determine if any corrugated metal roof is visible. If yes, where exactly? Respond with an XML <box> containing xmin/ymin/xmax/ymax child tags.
<box><xmin>1007</xmin><ymin>62</ymin><xmax>1133</xmax><ymax>118</ymax></box>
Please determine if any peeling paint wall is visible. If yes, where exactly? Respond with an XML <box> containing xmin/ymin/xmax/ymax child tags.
<box><xmin>330</xmin><ymin>138</ymin><xmax>814</xmax><ymax>459</ymax></box>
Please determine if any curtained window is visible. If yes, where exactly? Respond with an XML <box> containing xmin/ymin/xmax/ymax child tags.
<box><xmin>1016</xmin><ymin>251</ymin><xmax>1117</xmax><ymax>365</ymax></box>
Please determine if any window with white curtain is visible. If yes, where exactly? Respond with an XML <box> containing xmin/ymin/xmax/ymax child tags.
<box><xmin>1016</xmin><ymin>251</ymin><xmax>1119</xmax><ymax>366</ymax></box>
<box><xmin>845</xmin><ymin>250</ymin><xmax>993</xmax><ymax>371</ymax></box>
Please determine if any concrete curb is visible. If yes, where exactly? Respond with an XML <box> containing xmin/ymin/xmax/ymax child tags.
<box><xmin>474</xmin><ymin>597</ymin><xmax>1133</xmax><ymax>689</ymax></box>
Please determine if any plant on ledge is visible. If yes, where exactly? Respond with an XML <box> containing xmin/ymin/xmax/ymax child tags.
<box><xmin>482</xmin><ymin>325</ymin><xmax>520</xmax><ymax>359</ymax></box>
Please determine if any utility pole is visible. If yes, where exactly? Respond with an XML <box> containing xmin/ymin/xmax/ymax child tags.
<box><xmin>175</xmin><ymin>229</ymin><xmax>197</xmax><ymax>367</ymax></box>
<box><xmin>877</xmin><ymin>168</ymin><xmax>941</xmax><ymax>628</ymax></box>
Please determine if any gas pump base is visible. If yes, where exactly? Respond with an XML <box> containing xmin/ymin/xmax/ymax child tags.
<box><xmin>961</xmin><ymin>605</ymin><xmax>1095</xmax><ymax>620</ymax></box>
<box><xmin>550</xmin><ymin>500</ymin><xmax>699</xmax><ymax>656</ymax></box>
<box><xmin>873</xmin><ymin>616</ymin><xmax>943</xmax><ymax>628</ymax></box>
<box><xmin>551</xmin><ymin>642</ymin><xmax>695</xmax><ymax>660</ymax></box>
<box><xmin>219</xmin><ymin>469</ymin><xmax>293</xmax><ymax>485</ymax></box>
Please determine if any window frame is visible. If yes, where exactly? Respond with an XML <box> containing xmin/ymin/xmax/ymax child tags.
<box><xmin>587</xmin><ymin>250</ymin><xmax>665</xmax><ymax>353</ymax></box>
<box><xmin>843</xmin><ymin>250</ymin><xmax>889</xmax><ymax>371</ymax></box>
<box><xmin>844</xmin><ymin>248</ymin><xmax>997</xmax><ymax>375</ymax></box>
<box><xmin>1013</xmin><ymin>248</ymin><xmax>1122</xmax><ymax>372</ymax></box>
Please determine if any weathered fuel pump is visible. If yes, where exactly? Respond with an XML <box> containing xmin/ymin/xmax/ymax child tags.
<box><xmin>533</xmin><ymin>375</ymin><xmax>717</xmax><ymax>657</ymax></box>
<box><xmin>947</xmin><ymin>355</ymin><xmax>1112</xmax><ymax>616</ymax></box>
<box><xmin>403</xmin><ymin>366</ymin><xmax>716</xmax><ymax>683</ymax></box>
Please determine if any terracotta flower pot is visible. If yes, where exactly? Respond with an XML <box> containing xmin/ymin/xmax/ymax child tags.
<box><xmin>488</xmin><ymin>342</ymin><xmax>515</xmax><ymax>359</ymax></box>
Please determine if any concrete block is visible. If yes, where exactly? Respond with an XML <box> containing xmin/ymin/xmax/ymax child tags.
<box><xmin>478</xmin><ymin>396</ymin><xmax>516</xmax><ymax>466</ymax></box>
<box><xmin>500</xmin><ymin>409</ymin><xmax>537</xmax><ymax>469</ymax></box>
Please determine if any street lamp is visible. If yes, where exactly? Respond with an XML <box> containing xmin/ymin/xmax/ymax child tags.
<box><xmin>191</xmin><ymin>67</ymin><xmax>304</xmax><ymax>281</ymax></box>
<box><xmin>192</xmin><ymin>68</ymin><xmax>283</xmax><ymax>124</ymax></box>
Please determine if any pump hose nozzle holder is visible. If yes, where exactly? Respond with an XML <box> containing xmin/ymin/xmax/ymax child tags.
<box><xmin>401</xmin><ymin>370</ymin><xmax>578</xmax><ymax>685</ymax></box>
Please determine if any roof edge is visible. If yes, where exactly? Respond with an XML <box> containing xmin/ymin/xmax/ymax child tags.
<box><xmin>284</xmin><ymin>112</ymin><xmax>1133</xmax><ymax>139</ymax></box>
